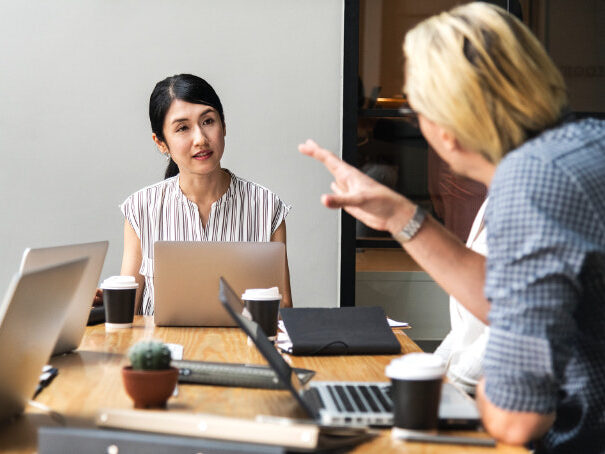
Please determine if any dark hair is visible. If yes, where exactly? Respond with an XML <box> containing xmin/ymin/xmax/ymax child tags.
<box><xmin>149</xmin><ymin>74</ymin><xmax>225</xmax><ymax>179</ymax></box>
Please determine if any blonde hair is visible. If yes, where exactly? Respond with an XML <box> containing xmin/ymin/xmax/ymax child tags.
<box><xmin>403</xmin><ymin>2</ymin><xmax>568</xmax><ymax>163</ymax></box>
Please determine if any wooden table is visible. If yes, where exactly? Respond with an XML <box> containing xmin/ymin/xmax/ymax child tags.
<box><xmin>0</xmin><ymin>316</ymin><xmax>527</xmax><ymax>453</ymax></box>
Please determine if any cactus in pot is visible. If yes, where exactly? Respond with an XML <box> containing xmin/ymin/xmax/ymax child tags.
<box><xmin>122</xmin><ymin>340</ymin><xmax>178</xmax><ymax>408</ymax></box>
<box><xmin>128</xmin><ymin>340</ymin><xmax>172</xmax><ymax>370</ymax></box>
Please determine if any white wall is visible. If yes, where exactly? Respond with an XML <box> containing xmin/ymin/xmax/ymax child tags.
<box><xmin>0</xmin><ymin>0</ymin><xmax>344</xmax><ymax>307</ymax></box>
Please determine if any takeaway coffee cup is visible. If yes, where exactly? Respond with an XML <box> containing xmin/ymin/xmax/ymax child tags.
<box><xmin>241</xmin><ymin>287</ymin><xmax>281</xmax><ymax>341</ymax></box>
<box><xmin>101</xmin><ymin>276</ymin><xmax>138</xmax><ymax>329</ymax></box>
<box><xmin>385</xmin><ymin>353</ymin><xmax>445</xmax><ymax>435</ymax></box>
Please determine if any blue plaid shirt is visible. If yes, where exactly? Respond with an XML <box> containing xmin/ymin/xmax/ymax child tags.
<box><xmin>484</xmin><ymin>118</ymin><xmax>605</xmax><ymax>453</ymax></box>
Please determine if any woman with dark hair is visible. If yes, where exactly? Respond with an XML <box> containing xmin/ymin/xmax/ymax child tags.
<box><xmin>119</xmin><ymin>74</ymin><xmax>292</xmax><ymax>315</ymax></box>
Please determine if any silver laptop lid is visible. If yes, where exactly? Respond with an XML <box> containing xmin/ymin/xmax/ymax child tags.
<box><xmin>154</xmin><ymin>242</ymin><xmax>286</xmax><ymax>327</ymax></box>
<box><xmin>0</xmin><ymin>258</ymin><xmax>88</xmax><ymax>423</ymax></box>
<box><xmin>19</xmin><ymin>241</ymin><xmax>108</xmax><ymax>355</ymax></box>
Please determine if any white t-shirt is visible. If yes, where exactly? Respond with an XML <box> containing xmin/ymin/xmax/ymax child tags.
<box><xmin>434</xmin><ymin>199</ymin><xmax>488</xmax><ymax>394</ymax></box>
<box><xmin>121</xmin><ymin>170</ymin><xmax>290</xmax><ymax>315</ymax></box>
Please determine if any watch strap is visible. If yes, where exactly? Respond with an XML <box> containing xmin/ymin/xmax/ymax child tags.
<box><xmin>392</xmin><ymin>205</ymin><xmax>427</xmax><ymax>243</ymax></box>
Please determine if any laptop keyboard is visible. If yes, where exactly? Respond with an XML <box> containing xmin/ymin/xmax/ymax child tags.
<box><xmin>370</xmin><ymin>385</ymin><xmax>393</xmax><ymax>411</ymax></box>
<box><xmin>308</xmin><ymin>382</ymin><xmax>478</xmax><ymax>428</ymax></box>
<box><xmin>322</xmin><ymin>383</ymin><xmax>392</xmax><ymax>413</ymax></box>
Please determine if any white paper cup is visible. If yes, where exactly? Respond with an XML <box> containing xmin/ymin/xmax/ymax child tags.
<box><xmin>101</xmin><ymin>276</ymin><xmax>138</xmax><ymax>329</ymax></box>
<box><xmin>241</xmin><ymin>287</ymin><xmax>281</xmax><ymax>341</ymax></box>
<box><xmin>386</xmin><ymin>353</ymin><xmax>445</xmax><ymax>432</ymax></box>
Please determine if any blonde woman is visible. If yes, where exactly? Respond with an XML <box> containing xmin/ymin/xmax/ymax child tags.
<box><xmin>300</xmin><ymin>3</ymin><xmax>604</xmax><ymax>451</ymax></box>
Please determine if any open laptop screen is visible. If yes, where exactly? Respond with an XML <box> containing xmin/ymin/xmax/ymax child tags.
<box><xmin>19</xmin><ymin>241</ymin><xmax>108</xmax><ymax>355</ymax></box>
<box><xmin>218</xmin><ymin>277</ymin><xmax>317</xmax><ymax>419</ymax></box>
<box><xmin>0</xmin><ymin>259</ymin><xmax>88</xmax><ymax>422</ymax></box>
<box><xmin>155</xmin><ymin>242</ymin><xmax>286</xmax><ymax>327</ymax></box>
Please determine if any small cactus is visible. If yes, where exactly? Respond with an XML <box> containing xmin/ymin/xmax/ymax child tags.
<box><xmin>128</xmin><ymin>340</ymin><xmax>172</xmax><ymax>370</ymax></box>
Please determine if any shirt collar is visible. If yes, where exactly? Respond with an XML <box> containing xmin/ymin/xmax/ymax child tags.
<box><xmin>173</xmin><ymin>170</ymin><xmax>235</xmax><ymax>205</ymax></box>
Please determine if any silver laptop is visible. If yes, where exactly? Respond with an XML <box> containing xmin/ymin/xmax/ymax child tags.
<box><xmin>154</xmin><ymin>242</ymin><xmax>286</xmax><ymax>327</ymax></box>
<box><xmin>19</xmin><ymin>241</ymin><xmax>109</xmax><ymax>355</ymax></box>
<box><xmin>0</xmin><ymin>259</ymin><xmax>88</xmax><ymax>423</ymax></box>
<box><xmin>219</xmin><ymin>277</ymin><xmax>480</xmax><ymax>429</ymax></box>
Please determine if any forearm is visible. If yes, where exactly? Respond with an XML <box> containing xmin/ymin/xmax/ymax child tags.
<box><xmin>120</xmin><ymin>260</ymin><xmax>145</xmax><ymax>315</ymax></box>
<box><xmin>271</xmin><ymin>221</ymin><xmax>292</xmax><ymax>308</ymax></box>
<box><xmin>297</xmin><ymin>139</ymin><xmax>489</xmax><ymax>321</ymax></box>
<box><xmin>281</xmin><ymin>259</ymin><xmax>293</xmax><ymax>308</ymax></box>
<box><xmin>477</xmin><ymin>378</ymin><xmax>555</xmax><ymax>445</ymax></box>
<box><xmin>277</xmin><ymin>244</ymin><xmax>293</xmax><ymax>308</ymax></box>
<box><xmin>121</xmin><ymin>219</ymin><xmax>145</xmax><ymax>314</ymax></box>
<box><xmin>129</xmin><ymin>275</ymin><xmax>145</xmax><ymax>315</ymax></box>
<box><xmin>390</xmin><ymin>209</ymin><xmax>490</xmax><ymax>324</ymax></box>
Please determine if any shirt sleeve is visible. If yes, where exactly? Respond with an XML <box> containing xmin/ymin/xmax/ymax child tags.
<box><xmin>270</xmin><ymin>193</ymin><xmax>291</xmax><ymax>235</ymax></box>
<box><xmin>483</xmin><ymin>152</ymin><xmax>590</xmax><ymax>413</ymax></box>
<box><xmin>120</xmin><ymin>193</ymin><xmax>142</xmax><ymax>239</ymax></box>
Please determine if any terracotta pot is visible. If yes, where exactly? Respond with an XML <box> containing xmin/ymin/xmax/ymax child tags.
<box><xmin>121</xmin><ymin>366</ymin><xmax>179</xmax><ymax>409</ymax></box>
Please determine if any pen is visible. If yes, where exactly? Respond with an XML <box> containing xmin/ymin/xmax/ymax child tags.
<box><xmin>33</xmin><ymin>366</ymin><xmax>58</xmax><ymax>399</ymax></box>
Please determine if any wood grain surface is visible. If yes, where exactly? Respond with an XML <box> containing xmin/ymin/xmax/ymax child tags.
<box><xmin>0</xmin><ymin>316</ymin><xmax>527</xmax><ymax>453</ymax></box>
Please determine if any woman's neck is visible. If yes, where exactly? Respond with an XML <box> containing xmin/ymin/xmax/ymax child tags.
<box><xmin>178</xmin><ymin>168</ymin><xmax>231</xmax><ymax>206</ymax></box>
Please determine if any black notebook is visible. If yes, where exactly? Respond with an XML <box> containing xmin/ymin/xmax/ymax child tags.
<box><xmin>279</xmin><ymin>307</ymin><xmax>401</xmax><ymax>356</ymax></box>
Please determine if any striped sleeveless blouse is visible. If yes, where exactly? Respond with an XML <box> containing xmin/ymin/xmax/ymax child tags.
<box><xmin>120</xmin><ymin>170</ymin><xmax>290</xmax><ymax>315</ymax></box>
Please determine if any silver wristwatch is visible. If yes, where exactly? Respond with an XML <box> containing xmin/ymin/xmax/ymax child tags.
<box><xmin>392</xmin><ymin>205</ymin><xmax>427</xmax><ymax>243</ymax></box>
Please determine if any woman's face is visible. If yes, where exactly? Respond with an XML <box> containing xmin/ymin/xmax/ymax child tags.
<box><xmin>155</xmin><ymin>99</ymin><xmax>225</xmax><ymax>177</ymax></box>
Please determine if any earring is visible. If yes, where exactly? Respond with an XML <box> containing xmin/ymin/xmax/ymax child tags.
<box><xmin>164</xmin><ymin>153</ymin><xmax>171</xmax><ymax>161</ymax></box>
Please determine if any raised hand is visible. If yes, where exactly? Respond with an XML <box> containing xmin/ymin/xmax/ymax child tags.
<box><xmin>298</xmin><ymin>139</ymin><xmax>415</xmax><ymax>235</ymax></box>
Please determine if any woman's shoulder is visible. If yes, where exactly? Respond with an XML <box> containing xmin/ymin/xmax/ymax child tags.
<box><xmin>227</xmin><ymin>172</ymin><xmax>291</xmax><ymax>226</ymax></box>
<box><xmin>228</xmin><ymin>171</ymin><xmax>280</xmax><ymax>199</ymax></box>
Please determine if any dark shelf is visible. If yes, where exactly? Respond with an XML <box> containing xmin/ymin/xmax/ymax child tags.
<box><xmin>359</xmin><ymin>108</ymin><xmax>414</xmax><ymax>118</ymax></box>
<box><xmin>356</xmin><ymin>238</ymin><xmax>401</xmax><ymax>248</ymax></box>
